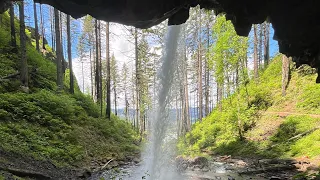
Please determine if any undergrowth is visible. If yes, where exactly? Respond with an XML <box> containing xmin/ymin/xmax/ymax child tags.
<box><xmin>0</xmin><ymin>12</ymin><xmax>139</xmax><ymax>167</ymax></box>
<box><xmin>179</xmin><ymin>54</ymin><xmax>320</xmax><ymax>165</ymax></box>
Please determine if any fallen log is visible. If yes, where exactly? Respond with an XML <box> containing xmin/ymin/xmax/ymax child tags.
<box><xmin>0</xmin><ymin>166</ymin><xmax>52</xmax><ymax>179</ymax></box>
<box><xmin>0</xmin><ymin>72</ymin><xmax>20</xmax><ymax>80</ymax></box>
<box><xmin>269</xmin><ymin>127</ymin><xmax>320</xmax><ymax>149</ymax></box>
<box><xmin>287</xmin><ymin>127</ymin><xmax>319</xmax><ymax>141</ymax></box>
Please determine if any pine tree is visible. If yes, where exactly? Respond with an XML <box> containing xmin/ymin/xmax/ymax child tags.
<box><xmin>39</xmin><ymin>4</ymin><xmax>45</xmax><ymax>50</ymax></box>
<box><xmin>106</xmin><ymin>22</ymin><xmax>111</xmax><ymax>119</ymax></box>
<box><xmin>9</xmin><ymin>2</ymin><xmax>16</xmax><ymax>48</ymax></box>
<box><xmin>54</xmin><ymin>8</ymin><xmax>63</xmax><ymax>90</ymax></box>
<box><xmin>19</xmin><ymin>1</ymin><xmax>28</xmax><ymax>90</ymax></box>
<box><xmin>33</xmin><ymin>1</ymin><xmax>39</xmax><ymax>52</ymax></box>
<box><xmin>135</xmin><ymin>28</ymin><xmax>139</xmax><ymax>131</ymax></box>
<box><xmin>121</xmin><ymin>63</ymin><xmax>129</xmax><ymax>121</ymax></box>
<box><xmin>110</xmin><ymin>54</ymin><xmax>118</xmax><ymax>115</ymax></box>
<box><xmin>67</xmin><ymin>15</ymin><xmax>74</xmax><ymax>94</ymax></box>
<box><xmin>253</xmin><ymin>24</ymin><xmax>259</xmax><ymax>81</ymax></box>
<box><xmin>197</xmin><ymin>8</ymin><xmax>203</xmax><ymax>120</ymax></box>
<box><xmin>263</xmin><ymin>22</ymin><xmax>270</xmax><ymax>67</ymax></box>
<box><xmin>282</xmin><ymin>55</ymin><xmax>290</xmax><ymax>96</ymax></box>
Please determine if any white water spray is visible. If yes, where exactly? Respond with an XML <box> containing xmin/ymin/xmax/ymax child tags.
<box><xmin>145</xmin><ymin>25</ymin><xmax>182</xmax><ymax>180</ymax></box>
<box><xmin>98</xmin><ymin>25</ymin><xmax>183</xmax><ymax>180</ymax></box>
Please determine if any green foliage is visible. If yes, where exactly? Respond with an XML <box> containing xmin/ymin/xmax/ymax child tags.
<box><xmin>0</xmin><ymin>13</ymin><xmax>139</xmax><ymax>168</ymax></box>
<box><xmin>271</xmin><ymin>115</ymin><xmax>319</xmax><ymax>143</ymax></box>
<box><xmin>209</xmin><ymin>15</ymin><xmax>248</xmax><ymax>92</ymax></box>
<box><xmin>0</xmin><ymin>89</ymin><xmax>139</xmax><ymax>166</ymax></box>
<box><xmin>180</xmin><ymin>53</ymin><xmax>320</xmax><ymax>165</ymax></box>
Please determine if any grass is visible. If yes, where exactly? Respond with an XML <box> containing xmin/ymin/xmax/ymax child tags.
<box><xmin>179</xmin><ymin>54</ymin><xmax>320</xmax><ymax>166</ymax></box>
<box><xmin>0</xmin><ymin>12</ymin><xmax>139</xmax><ymax>168</ymax></box>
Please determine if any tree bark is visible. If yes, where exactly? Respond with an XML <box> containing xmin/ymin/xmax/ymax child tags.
<box><xmin>50</xmin><ymin>7</ymin><xmax>55</xmax><ymax>52</ymax></box>
<box><xmin>95</xmin><ymin>20</ymin><xmax>100</xmax><ymax>106</ymax></box>
<box><xmin>67</xmin><ymin>15</ymin><xmax>74</xmax><ymax>94</ymax></box>
<box><xmin>259</xmin><ymin>24</ymin><xmax>263</xmax><ymax>68</ymax></box>
<box><xmin>54</xmin><ymin>8</ymin><xmax>63</xmax><ymax>90</ymax></box>
<box><xmin>198</xmin><ymin>9</ymin><xmax>203</xmax><ymax>121</ymax></box>
<box><xmin>10</xmin><ymin>3</ymin><xmax>16</xmax><ymax>48</ymax></box>
<box><xmin>33</xmin><ymin>1</ymin><xmax>40</xmax><ymax>52</ymax></box>
<box><xmin>98</xmin><ymin>21</ymin><xmax>103</xmax><ymax>116</ymax></box>
<box><xmin>106</xmin><ymin>22</ymin><xmax>111</xmax><ymax>119</ymax></box>
<box><xmin>135</xmin><ymin>28</ymin><xmax>140</xmax><ymax>132</ymax></box>
<box><xmin>59</xmin><ymin>12</ymin><xmax>65</xmax><ymax>73</ymax></box>
<box><xmin>253</xmin><ymin>24</ymin><xmax>259</xmax><ymax>81</ymax></box>
<box><xmin>282</xmin><ymin>55</ymin><xmax>290</xmax><ymax>96</ymax></box>
<box><xmin>114</xmin><ymin>85</ymin><xmax>117</xmax><ymax>116</ymax></box>
<box><xmin>263</xmin><ymin>22</ymin><xmax>270</xmax><ymax>67</ymax></box>
<box><xmin>39</xmin><ymin>4</ymin><xmax>45</xmax><ymax>50</ymax></box>
<box><xmin>19</xmin><ymin>1</ymin><xmax>28</xmax><ymax>89</ymax></box>
<box><xmin>205</xmin><ymin>20</ymin><xmax>210</xmax><ymax>116</ymax></box>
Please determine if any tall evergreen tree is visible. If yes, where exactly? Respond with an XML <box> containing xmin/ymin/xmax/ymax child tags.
<box><xmin>110</xmin><ymin>54</ymin><xmax>118</xmax><ymax>115</ymax></box>
<box><xmin>106</xmin><ymin>22</ymin><xmax>111</xmax><ymax>119</ymax></box>
<box><xmin>121</xmin><ymin>63</ymin><xmax>129</xmax><ymax>121</ymax></box>
<box><xmin>9</xmin><ymin>2</ymin><xmax>16</xmax><ymax>48</ymax></box>
<box><xmin>33</xmin><ymin>1</ymin><xmax>39</xmax><ymax>52</ymax></box>
<box><xmin>54</xmin><ymin>8</ymin><xmax>63</xmax><ymax>90</ymax></box>
<box><xmin>39</xmin><ymin>4</ymin><xmax>45</xmax><ymax>50</ymax></box>
<box><xmin>253</xmin><ymin>24</ymin><xmax>259</xmax><ymax>81</ymax></box>
<box><xmin>263</xmin><ymin>22</ymin><xmax>270</xmax><ymax>67</ymax></box>
<box><xmin>19</xmin><ymin>1</ymin><xmax>28</xmax><ymax>89</ymax></box>
<box><xmin>67</xmin><ymin>15</ymin><xmax>74</xmax><ymax>94</ymax></box>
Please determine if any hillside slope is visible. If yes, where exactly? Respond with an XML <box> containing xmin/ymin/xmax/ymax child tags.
<box><xmin>0</xmin><ymin>12</ymin><xmax>139</xmax><ymax>179</ymax></box>
<box><xmin>179</xmin><ymin>55</ymin><xmax>320</xmax><ymax>170</ymax></box>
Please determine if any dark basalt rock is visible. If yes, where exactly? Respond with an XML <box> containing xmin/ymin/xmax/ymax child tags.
<box><xmin>2</xmin><ymin>0</ymin><xmax>320</xmax><ymax>75</ymax></box>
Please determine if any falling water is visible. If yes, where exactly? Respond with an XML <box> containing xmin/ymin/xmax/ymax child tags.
<box><xmin>97</xmin><ymin>25</ymin><xmax>183</xmax><ymax>180</ymax></box>
<box><xmin>146</xmin><ymin>25</ymin><xmax>182</xmax><ymax>180</ymax></box>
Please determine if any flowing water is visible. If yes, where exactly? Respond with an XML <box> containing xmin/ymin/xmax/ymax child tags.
<box><xmin>102</xmin><ymin>25</ymin><xmax>183</xmax><ymax>180</ymax></box>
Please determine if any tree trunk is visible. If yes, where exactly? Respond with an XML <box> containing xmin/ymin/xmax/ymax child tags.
<box><xmin>135</xmin><ymin>28</ymin><xmax>140</xmax><ymax>132</ymax></box>
<box><xmin>253</xmin><ymin>24</ymin><xmax>259</xmax><ymax>81</ymax></box>
<box><xmin>259</xmin><ymin>24</ymin><xmax>263</xmax><ymax>68</ymax></box>
<box><xmin>218</xmin><ymin>83</ymin><xmax>223</xmax><ymax>111</ymax></box>
<box><xmin>198</xmin><ymin>9</ymin><xmax>203</xmax><ymax>121</ymax></box>
<box><xmin>125</xmin><ymin>90</ymin><xmax>128</xmax><ymax>121</ymax></box>
<box><xmin>33</xmin><ymin>1</ymin><xmax>40</xmax><ymax>52</ymax></box>
<box><xmin>19</xmin><ymin>1</ymin><xmax>28</xmax><ymax>89</ymax></box>
<box><xmin>9</xmin><ymin>3</ymin><xmax>16</xmax><ymax>48</ymax></box>
<box><xmin>98</xmin><ymin>21</ymin><xmax>103</xmax><ymax>116</ymax></box>
<box><xmin>282</xmin><ymin>55</ymin><xmax>290</xmax><ymax>96</ymax></box>
<box><xmin>50</xmin><ymin>7</ymin><xmax>55</xmax><ymax>52</ymax></box>
<box><xmin>205</xmin><ymin>21</ymin><xmax>210</xmax><ymax>116</ymax></box>
<box><xmin>81</xmin><ymin>62</ymin><xmax>84</xmax><ymax>92</ymax></box>
<box><xmin>114</xmin><ymin>85</ymin><xmax>117</xmax><ymax>116</ymax></box>
<box><xmin>67</xmin><ymin>15</ymin><xmax>74</xmax><ymax>94</ymax></box>
<box><xmin>39</xmin><ymin>4</ymin><xmax>45</xmax><ymax>50</ymax></box>
<box><xmin>95</xmin><ymin>20</ymin><xmax>100</xmax><ymax>106</ymax></box>
<box><xmin>263</xmin><ymin>22</ymin><xmax>270</xmax><ymax>67</ymax></box>
<box><xmin>106</xmin><ymin>22</ymin><xmax>111</xmax><ymax>119</ymax></box>
<box><xmin>54</xmin><ymin>8</ymin><xmax>63</xmax><ymax>90</ymax></box>
<box><xmin>183</xmin><ymin>27</ymin><xmax>191</xmax><ymax>131</ymax></box>
<box><xmin>59</xmin><ymin>12</ymin><xmax>65</xmax><ymax>73</ymax></box>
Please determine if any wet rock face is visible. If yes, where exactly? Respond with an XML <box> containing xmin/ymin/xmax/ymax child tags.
<box><xmin>2</xmin><ymin>0</ymin><xmax>320</xmax><ymax>70</ymax></box>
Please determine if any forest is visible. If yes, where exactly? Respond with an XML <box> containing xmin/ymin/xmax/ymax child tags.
<box><xmin>0</xmin><ymin>0</ymin><xmax>319</xmax><ymax>179</ymax></box>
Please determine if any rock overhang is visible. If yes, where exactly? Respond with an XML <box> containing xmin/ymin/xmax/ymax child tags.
<box><xmin>2</xmin><ymin>0</ymin><xmax>320</xmax><ymax>78</ymax></box>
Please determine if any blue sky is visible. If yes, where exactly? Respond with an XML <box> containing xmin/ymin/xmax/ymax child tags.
<box><xmin>22</xmin><ymin>0</ymin><xmax>81</xmax><ymax>60</ymax></box>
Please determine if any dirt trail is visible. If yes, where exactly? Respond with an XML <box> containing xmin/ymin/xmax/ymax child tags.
<box><xmin>265</xmin><ymin>111</ymin><xmax>320</xmax><ymax>118</ymax></box>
